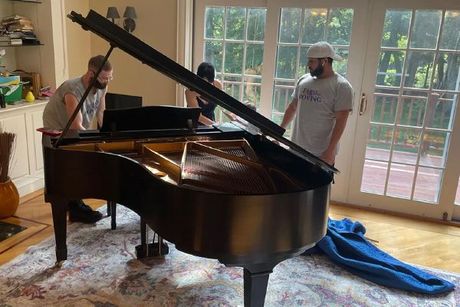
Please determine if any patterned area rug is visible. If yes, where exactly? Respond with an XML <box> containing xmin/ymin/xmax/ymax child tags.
<box><xmin>0</xmin><ymin>206</ymin><xmax>459</xmax><ymax>306</ymax></box>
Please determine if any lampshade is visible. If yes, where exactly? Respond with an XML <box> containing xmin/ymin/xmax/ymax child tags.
<box><xmin>123</xmin><ymin>6</ymin><xmax>137</xmax><ymax>19</ymax></box>
<box><xmin>106</xmin><ymin>7</ymin><xmax>120</xmax><ymax>19</ymax></box>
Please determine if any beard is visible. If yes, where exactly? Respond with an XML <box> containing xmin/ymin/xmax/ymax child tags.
<box><xmin>310</xmin><ymin>65</ymin><xmax>324</xmax><ymax>78</ymax></box>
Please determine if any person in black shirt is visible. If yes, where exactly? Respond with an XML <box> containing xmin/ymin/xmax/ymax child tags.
<box><xmin>185</xmin><ymin>62</ymin><xmax>223</xmax><ymax>126</ymax></box>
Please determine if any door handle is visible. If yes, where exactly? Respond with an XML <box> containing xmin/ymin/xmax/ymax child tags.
<box><xmin>359</xmin><ymin>92</ymin><xmax>367</xmax><ymax>116</ymax></box>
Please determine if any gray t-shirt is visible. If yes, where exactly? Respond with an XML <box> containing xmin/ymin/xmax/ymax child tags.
<box><xmin>43</xmin><ymin>77</ymin><xmax>105</xmax><ymax>130</ymax></box>
<box><xmin>291</xmin><ymin>72</ymin><xmax>353</xmax><ymax>157</ymax></box>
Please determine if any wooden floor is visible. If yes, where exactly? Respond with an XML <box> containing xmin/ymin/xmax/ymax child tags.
<box><xmin>1</xmin><ymin>189</ymin><xmax>459</xmax><ymax>274</ymax></box>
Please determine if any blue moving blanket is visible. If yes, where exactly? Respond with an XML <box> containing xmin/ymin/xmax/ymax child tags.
<box><xmin>305</xmin><ymin>218</ymin><xmax>455</xmax><ymax>294</ymax></box>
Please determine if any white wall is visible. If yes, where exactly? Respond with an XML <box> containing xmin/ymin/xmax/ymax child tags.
<box><xmin>64</xmin><ymin>0</ymin><xmax>91</xmax><ymax>78</ymax></box>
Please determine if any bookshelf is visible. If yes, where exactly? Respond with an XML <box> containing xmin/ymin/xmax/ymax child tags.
<box><xmin>1</xmin><ymin>0</ymin><xmax>42</xmax><ymax>47</ymax></box>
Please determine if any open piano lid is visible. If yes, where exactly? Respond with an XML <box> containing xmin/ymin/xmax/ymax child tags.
<box><xmin>67</xmin><ymin>10</ymin><xmax>336</xmax><ymax>174</ymax></box>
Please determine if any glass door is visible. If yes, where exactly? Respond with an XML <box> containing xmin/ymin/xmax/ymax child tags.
<box><xmin>193</xmin><ymin>0</ymin><xmax>371</xmax><ymax>201</ymax></box>
<box><xmin>349</xmin><ymin>0</ymin><xmax>460</xmax><ymax>221</ymax></box>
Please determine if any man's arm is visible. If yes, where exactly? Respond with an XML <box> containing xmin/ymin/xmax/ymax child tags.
<box><xmin>280</xmin><ymin>98</ymin><xmax>298</xmax><ymax>130</ymax></box>
<box><xmin>321</xmin><ymin>110</ymin><xmax>350</xmax><ymax>165</ymax></box>
<box><xmin>64</xmin><ymin>93</ymin><xmax>85</xmax><ymax>130</ymax></box>
<box><xmin>96</xmin><ymin>89</ymin><xmax>107</xmax><ymax>128</ymax></box>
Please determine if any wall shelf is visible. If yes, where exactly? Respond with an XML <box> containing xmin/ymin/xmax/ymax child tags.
<box><xmin>0</xmin><ymin>43</ymin><xmax>43</xmax><ymax>47</ymax></box>
<box><xmin>8</xmin><ymin>0</ymin><xmax>42</xmax><ymax>3</ymax></box>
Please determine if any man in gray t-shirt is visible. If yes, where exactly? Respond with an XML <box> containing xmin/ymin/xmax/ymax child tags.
<box><xmin>281</xmin><ymin>41</ymin><xmax>353</xmax><ymax>166</ymax></box>
<box><xmin>43</xmin><ymin>55</ymin><xmax>112</xmax><ymax>131</ymax></box>
<box><xmin>42</xmin><ymin>55</ymin><xmax>113</xmax><ymax>224</ymax></box>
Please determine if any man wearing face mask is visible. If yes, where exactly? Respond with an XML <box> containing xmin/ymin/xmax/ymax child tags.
<box><xmin>43</xmin><ymin>55</ymin><xmax>113</xmax><ymax>223</ymax></box>
<box><xmin>280</xmin><ymin>41</ymin><xmax>353</xmax><ymax>166</ymax></box>
<box><xmin>43</xmin><ymin>55</ymin><xmax>112</xmax><ymax>131</ymax></box>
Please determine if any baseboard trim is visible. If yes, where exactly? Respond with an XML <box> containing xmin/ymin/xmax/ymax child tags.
<box><xmin>13</xmin><ymin>174</ymin><xmax>44</xmax><ymax>198</ymax></box>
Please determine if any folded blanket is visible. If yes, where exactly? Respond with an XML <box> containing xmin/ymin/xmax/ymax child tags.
<box><xmin>304</xmin><ymin>218</ymin><xmax>455</xmax><ymax>295</ymax></box>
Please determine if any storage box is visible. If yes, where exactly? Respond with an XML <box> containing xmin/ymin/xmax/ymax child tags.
<box><xmin>0</xmin><ymin>75</ymin><xmax>20</xmax><ymax>86</ymax></box>
<box><xmin>1</xmin><ymin>83</ymin><xmax>23</xmax><ymax>104</ymax></box>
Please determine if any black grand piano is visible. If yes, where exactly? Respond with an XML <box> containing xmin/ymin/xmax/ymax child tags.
<box><xmin>42</xmin><ymin>10</ymin><xmax>336</xmax><ymax>307</ymax></box>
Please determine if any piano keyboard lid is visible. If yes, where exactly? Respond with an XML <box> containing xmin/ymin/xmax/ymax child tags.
<box><xmin>67</xmin><ymin>10</ymin><xmax>337</xmax><ymax>174</ymax></box>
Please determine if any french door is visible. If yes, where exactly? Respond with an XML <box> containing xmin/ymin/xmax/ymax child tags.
<box><xmin>193</xmin><ymin>0</ymin><xmax>371</xmax><ymax>201</ymax></box>
<box><xmin>348</xmin><ymin>0</ymin><xmax>460</xmax><ymax>221</ymax></box>
<box><xmin>192</xmin><ymin>0</ymin><xmax>460</xmax><ymax>221</ymax></box>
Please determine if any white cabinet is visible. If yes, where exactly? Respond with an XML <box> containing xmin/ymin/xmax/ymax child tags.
<box><xmin>0</xmin><ymin>100</ymin><xmax>47</xmax><ymax>196</ymax></box>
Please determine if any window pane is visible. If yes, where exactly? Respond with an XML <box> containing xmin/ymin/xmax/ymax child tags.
<box><xmin>327</xmin><ymin>8</ymin><xmax>354</xmax><ymax>45</ymax></box>
<box><xmin>361</xmin><ymin>160</ymin><xmax>388</xmax><ymax>195</ymax></box>
<box><xmin>386</xmin><ymin>163</ymin><xmax>415</xmax><ymax>199</ymax></box>
<box><xmin>226</xmin><ymin>7</ymin><xmax>246</xmax><ymax>40</ymax></box>
<box><xmin>376</xmin><ymin>51</ymin><xmax>406</xmax><ymax>87</ymax></box>
<box><xmin>224</xmin><ymin>43</ymin><xmax>244</xmax><ymax>73</ymax></box>
<box><xmin>366</xmin><ymin>125</ymin><xmax>393</xmax><ymax>161</ymax></box>
<box><xmin>298</xmin><ymin>46</ymin><xmax>309</xmax><ymax>78</ymax></box>
<box><xmin>410</xmin><ymin>10</ymin><xmax>441</xmax><ymax>49</ymax></box>
<box><xmin>413</xmin><ymin>167</ymin><xmax>442</xmax><ymax>203</ymax></box>
<box><xmin>426</xmin><ymin>94</ymin><xmax>455</xmax><ymax>130</ymax></box>
<box><xmin>276</xmin><ymin>46</ymin><xmax>298</xmax><ymax>79</ymax></box>
<box><xmin>247</xmin><ymin>8</ymin><xmax>266</xmax><ymax>41</ymax></box>
<box><xmin>204</xmin><ymin>41</ymin><xmax>223</xmax><ymax>72</ymax></box>
<box><xmin>245</xmin><ymin>44</ymin><xmax>264</xmax><ymax>75</ymax></box>
<box><xmin>403</xmin><ymin>51</ymin><xmax>435</xmax><ymax>89</ymax></box>
<box><xmin>333</xmin><ymin>48</ymin><xmax>349</xmax><ymax>76</ymax></box>
<box><xmin>243</xmin><ymin>76</ymin><xmax>261</xmax><ymax>108</ymax></box>
<box><xmin>272</xmin><ymin>80</ymin><xmax>294</xmax><ymax>114</ymax></box>
<box><xmin>224</xmin><ymin>75</ymin><xmax>242</xmax><ymax>100</ymax></box>
<box><xmin>433</xmin><ymin>53</ymin><xmax>460</xmax><ymax>91</ymax></box>
<box><xmin>439</xmin><ymin>11</ymin><xmax>460</xmax><ymax>51</ymax></box>
<box><xmin>302</xmin><ymin>8</ymin><xmax>327</xmax><ymax>44</ymax></box>
<box><xmin>392</xmin><ymin>127</ymin><xmax>421</xmax><ymax>165</ymax></box>
<box><xmin>205</xmin><ymin>7</ymin><xmax>224</xmax><ymax>39</ymax></box>
<box><xmin>419</xmin><ymin>130</ymin><xmax>449</xmax><ymax>168</ymax></box>
<box><xmin>279</xmin><ymin>8</ymin><xmax>301</xmax><ymax>43</ymax></box>
<box><xmin>399</xmin><ymin>96</ymin><xmax>426</xmax><ymax>127</ymax></box>
<box><xmin>381</xmin><ymin>10</ymin><xmax>411</xmax><ymax>48</ymax></box>
<box><xmin>372</xmin><ymin>95</ymin><xmax>398</xmax><ymax>124</ymax></box>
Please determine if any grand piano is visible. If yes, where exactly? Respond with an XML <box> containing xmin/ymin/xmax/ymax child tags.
<box><xmin>42</xmin><ymin>10</ymin><xmax>336</xmax><ymax>307</ymax></box>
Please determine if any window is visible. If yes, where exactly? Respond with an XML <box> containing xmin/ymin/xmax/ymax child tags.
<box><xmin>203</xmin><ymin>6</ymin><xmax>266</xmax><ymax>114</ymax></box>
<box><xmin>199</xmin><ymin>4</ymin><xmax>354</xmax><ymax>135</ymax></box>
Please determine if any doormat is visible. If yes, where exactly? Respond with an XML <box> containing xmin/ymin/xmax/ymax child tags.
<box><xmin>0</xmin><ymin>221</ymin><xmax>26</xmax><ymax>242</ymax></box>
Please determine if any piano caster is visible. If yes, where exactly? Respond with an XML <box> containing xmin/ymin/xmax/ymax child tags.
<box><xmin>135</xmin><ymin>241</ymin><xmax>169</xmax><ymax>259</ymax></box>
<box><xmin>136</xmin><ymin>217</ymin><xmax>169</xmax><ymax>259</ymax></box>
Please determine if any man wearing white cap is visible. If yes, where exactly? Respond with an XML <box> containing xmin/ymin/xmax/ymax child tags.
<box><xmin>281</xmin><ymin>41</ymin><xmax>353</xmax><ymax>166</ymax></box>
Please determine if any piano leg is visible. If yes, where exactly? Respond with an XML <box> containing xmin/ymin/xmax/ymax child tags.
<box><xmin>50</xmin><ymin>199</ymin><xmax>68</xmax><ymax>263</ymax></box>
<box><xmin>107</xmin><ymin>201</ymin><xmax>117</xmax><ymax>230</ymax></box>
<box><xmin>243</xmin><ymin>263</ymin><xmax>275</xmax><ymax>307</ymax></box>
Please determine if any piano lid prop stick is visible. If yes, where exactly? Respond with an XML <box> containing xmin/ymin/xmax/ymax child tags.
<box><xmin>54</xmin><ymin>45</ymin><xmax>115</xmax><ymax>148</ymax></box>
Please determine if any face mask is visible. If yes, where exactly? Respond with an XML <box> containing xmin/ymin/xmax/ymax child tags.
<box><xmin>91</xmin><ymin>76</ymin><xmax>107</xmax><ymax>89</ymax></box>
<box><xmin>94</xmin><ymin>80</ymin><xmax>107</xmax><ymax>89</ymax></box>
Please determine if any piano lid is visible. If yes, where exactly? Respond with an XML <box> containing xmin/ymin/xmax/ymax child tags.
<box><xmin>67</xmin><ymin>10</ymin><xmax>336</xmax><ymax>173</ymax></box>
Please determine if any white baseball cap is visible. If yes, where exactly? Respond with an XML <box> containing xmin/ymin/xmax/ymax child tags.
<box><xmin>306</xmin><ymin>41</ymin><xmax>342</xmax><ymax>61</ymax></box>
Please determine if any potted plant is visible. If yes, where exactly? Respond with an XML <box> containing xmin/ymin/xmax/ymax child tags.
<box><xmin>0</xmin><ymin>128</ymin><xmax>19</xmax><ymax>218</ymax></box>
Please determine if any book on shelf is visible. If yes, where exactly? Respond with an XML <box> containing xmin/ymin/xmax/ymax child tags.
<box><xmin>9</xmin><ymin>38</ymin><xmax>22</xmax><ymax>45</ymax></box>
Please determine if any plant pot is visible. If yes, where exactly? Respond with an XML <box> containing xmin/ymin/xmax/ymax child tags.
<box><xmin>0</xmin><ymin>177</ymin><xmax>19</xmax><ymax>219</ymax></box>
